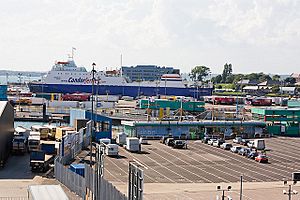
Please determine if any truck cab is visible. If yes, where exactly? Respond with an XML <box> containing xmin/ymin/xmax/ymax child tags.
<box><xmin>12</xmin><ymin>136</ymin><xmax>27</xmax><ymax>154</ymax></box>
<box><xmin>28</xmin><ymin>132</ymin><xmax>41</xmax><ymax>152</ymax></box>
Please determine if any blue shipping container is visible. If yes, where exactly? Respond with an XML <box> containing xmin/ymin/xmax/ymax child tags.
<box><xmin>69</xmin><ymin>164</ymin><xmax>85</xmax><ymax>177</ymax></box>
<box><xmin>0</xmin><ymin>85</ymin><xmax>7</xmax><ymax>101</ymax></box>
<box><xmin>41</xmin><ymin>143</ymin><xmax>56</xmax><ymax>155</ymax></box>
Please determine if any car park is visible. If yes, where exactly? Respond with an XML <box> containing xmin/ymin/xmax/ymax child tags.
<box><xmin>255</xmin><ymin>154</ymin><xmax>268</xmax><ymax>163</ymax></box>
<box><xmin>230</xmin><ymin>146</ymin><xmax>242</xmax><ymax>153</ymax></box>
<box><xmin>220</xmin><ymin>143</ymin><xmax>233</xmax><ymax>150</ymax></box>
<box><xmin>233</xmin><ymin>137</ymin><xmax>242</xmax><ymax>144</ymax></box>
<box><xmin>208</xmin><ymin>139</ymin><xmax>217</xmax><ymax>145</ymax></box>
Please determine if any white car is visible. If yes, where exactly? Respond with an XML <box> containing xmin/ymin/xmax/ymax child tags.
<box><xmin>230</xmin><ymin>146</ymin><xmax>242</xmax><ymax>153</ymax></box>
<box><xmin>247</xmin><ymin>141</ymin><xmax>255</xmax><ymax>148</ymax></box>
<box><xmin>233</xmin><ymin>137</ymin><xmax>242</xmax><ymax>144</ymax></box>
<box><xmin>208</xmin><ymin>139</ymin><xmax>217</xmax><ymax>145</ymax></box>
<box><xmin>221</xmin><ymin>143</ymin><xmax>233</xmax><ymax>150</ymax></box>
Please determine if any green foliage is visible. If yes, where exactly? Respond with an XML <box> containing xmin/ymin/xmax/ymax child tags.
<box><xmin>272</xmin><ymin>74</ymin><xmax>281</xmax><ymax>81</ymax></box>
<box><xmin>211</xmin><ymin>75</ymin><xmax>222</xmax><ymax>83</ymax></box>
<box><xmin>271</xmin><ymin>85</ymin><xmax>280</xmax><ymax>93</ymax></box>
<box><xmin>221</xmin><ymin>63</ymin><xmax>233</xmax><ymax>83</ymax></box>
<box><xmin>285</xmin><ymin>77</ymin><xmax>296</xmax><ymax>85</ymax></box>
<box><xmin>189</xmin><ymin>66</ymin><xmax>210</xmax><ymax>82</ymax></box>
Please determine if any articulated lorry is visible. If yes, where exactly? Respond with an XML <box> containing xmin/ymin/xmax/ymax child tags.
<box><xmin>30</xmin><ymin>143</ymin><xmax>56</xmax><ymax>172</ymax></box>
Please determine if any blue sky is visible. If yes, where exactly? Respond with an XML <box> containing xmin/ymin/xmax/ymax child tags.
<box><xmin>1</xmin><ymin>0</ymin><xmax>300</xmax><ymax>74</ymax></box>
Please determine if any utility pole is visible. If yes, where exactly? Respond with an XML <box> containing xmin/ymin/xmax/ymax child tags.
<box><xmin>240</xmin><ymin>175</ymin><xmax>243</xmax><ymax>200</ymax></box>
<box><xmin>90</xmin><ymin>63</ymin><xmax>96</xmax><ymax>167</ymax></box>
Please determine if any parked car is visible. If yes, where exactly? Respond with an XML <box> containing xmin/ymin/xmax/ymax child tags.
<box><xmin>202</xmin><ymin>136</ymin><xmax>211</xmax><ymax>144</ymax></box>
<box><xmin>213</xmin><ymin>140</ymin><xmax>224</xmax><ymax>147</ymax></box>
<box><xmin>165</xmin><ymin>138</ymin><xmax>175</xmax><ymax>147</ymax></box>
<box><xmin>208</xmin><ymin>139</ymin><xmax>217</xmax><ymax>145</ymax></box>
<box><xmin>220</xmin><ymin>143</ymin><xmax>233</xmax><ymax>150</ymax></box>
<box><xmin>231</xmin><ymin>146</ymin><xmax>242</xmax><ymax>153</ymax></box>
<box><xmin>173</xmin><ymin>140</ymin><xmax>187</xmax><ymax>149</ymax></box>
<box><xmin>160</xmin><ymin>136</ymin><xmax>169</xmax><ymax>144</ymax></box>
<box><xmin>240</xmin><ymin>139</ymin><xmax>250</xmax><ymax>146</ymax></box>
<box><xmin>233</xmin><ymin>137</ymin><xmax>242</xmax><ymax>144</ymax></box>
<box><xmin>255</xmin><ymin>154</ymin><xmax>268</xmax><ymax>163</ymax></box>
<box><xmin>247</xmin><ymin>141</ymin><xmax>255</xmax><ymax>148</ymax></box>
<box><xmin>247</xmin><ymin>151</ymin><xmax>259</xmax><ymax>159</ymax></box>
<box><xmin>238</xmin><ymin>148</ymin><xmax>251</xmax><ymax>156</ymax></box>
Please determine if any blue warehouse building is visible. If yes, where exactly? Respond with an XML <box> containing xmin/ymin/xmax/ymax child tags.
<box><xmin>121</xmin><ymin>65</ymin><xmax>180</xmax><ymax>81</ymax></box>
<box><xmin>70</xmin><ymin>109</ymin><xmax>112</xmax><ymax>141</ymax></box>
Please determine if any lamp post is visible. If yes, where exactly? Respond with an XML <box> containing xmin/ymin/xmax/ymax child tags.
<box><xmin>217</xmin><ymin>185</ymin><xmax>232</xmax><ymax>200</ymax></box>
<box><xmin>90</xmin><ymin>63</ymin><xmax>96</xmax><ymax>167</ymax></box>
<box><xmin>283</xmin><ymin>180</ymin><xmax>298</xmax><ymax>200</ymax></box>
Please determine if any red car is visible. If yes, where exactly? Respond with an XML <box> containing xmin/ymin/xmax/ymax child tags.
<box><xmin>255</xmin><ymin>154</ymin><xmax>268</xmax><ymax>163</ymax></box>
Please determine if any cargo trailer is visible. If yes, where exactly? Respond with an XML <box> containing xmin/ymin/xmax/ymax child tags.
<box><xmin>28</xmin><ymin>185</ymin><xmax>69</xmax><ymax>200</ymax></box>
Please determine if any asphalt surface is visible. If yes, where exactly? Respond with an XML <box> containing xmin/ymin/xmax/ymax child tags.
<box><xmin>104</xmin><ymin>137</ymin><xmax>300</xmax><ymax>199</ymax></box>
<box><xmin>104</xmin><ymin>137</ymin><xmax>300</xmax><ymax>184</ymax></box>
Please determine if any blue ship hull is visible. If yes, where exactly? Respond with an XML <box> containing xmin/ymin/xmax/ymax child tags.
<box><xmin>29</xmin><ymin>83</ymin><xmax>213</xmax><ymax>98</ymax></box>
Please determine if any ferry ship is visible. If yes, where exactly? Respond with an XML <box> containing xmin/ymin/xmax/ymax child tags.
<box><xmin>28</xmin><ymin>59</ymin><xmax>213</xmax><ymax>98</ymax></box>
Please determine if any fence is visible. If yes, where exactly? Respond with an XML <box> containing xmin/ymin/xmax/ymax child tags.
<box><xmin>55</xmin><ymin>159</ymin><xmax>127</xmax><ymax>200</ymax></box>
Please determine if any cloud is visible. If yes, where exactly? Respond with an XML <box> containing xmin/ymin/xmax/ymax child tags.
<box><xmin>0</xmin><ymin>0</ymin><xmax>299</xmax><ymax>73</ymax></box>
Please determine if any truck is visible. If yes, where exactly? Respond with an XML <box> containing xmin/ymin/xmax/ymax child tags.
<box><xmin>31</xmin><ymin>125</ymin><xmax>49</xmax><ymax>140</ymax></box>
<box><xmin>44</xmin><ymin>125</ymin><xmax>57</xmax><ymax>140</ymax></box>
<box><xmin>116</xmin><ymin>132</ymin><xmax>127</xmax><ymax>146</ymax></box>
<box><xmin>104</xmin><ymin>144</ymin><xmax>119</xmax><ymax>156</ymax></box>
<box><xmin>253</xmin><ymin>139</ymin><xmax>265</xmax><ymax>150</ymax></box>
<box><xmin>28</xmin><ymin>132</ymin><xmax>41</xmax><ymax>152</ymax></box>
<box><xmin>12</xmin><ymin>136</ymin><xmax>27</xmax><ymax>154</ymax></box>
<box><xmin>30</xmin><ymin>150</ymin><xmax>55</xmax><ymax>172</ymax></box>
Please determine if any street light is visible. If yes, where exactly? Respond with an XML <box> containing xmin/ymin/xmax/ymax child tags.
<box><xmin>90</xmin><ymin>62</ymin><xmax>96</xmax><ymax>167</ymax></box>
<box><xmin>217</xmin><ymin>185</ymin><xmax>232</xmax><ymax>200</ymax></box>
<box><xmin>283</xmin><ymin>180</ymin><xmax>298</xmax><ymax>200</ymax></box>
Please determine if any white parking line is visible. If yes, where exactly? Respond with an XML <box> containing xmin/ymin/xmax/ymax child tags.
<box><xmin>192</xmin><ymin>142</ymin><xmax>285</xmax><ymax>181</ymax></box>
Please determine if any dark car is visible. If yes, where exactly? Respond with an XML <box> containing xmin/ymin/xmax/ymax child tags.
<box><xmin>247</xmin><ymin>151</ymin><xmax>259</xmax><ymax>159</ymax></box>
<box><xmin>173</xmin><ymin>140</ymin><xmax>187</xmax><ymax>149</ymax></box>
<box><xmin>238</xmin><ymin>148</ymin><xmax>251</xmax><ymax>156</ymax></box>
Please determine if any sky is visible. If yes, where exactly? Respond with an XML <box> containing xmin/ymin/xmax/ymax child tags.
<box><xmin>1</xmin><ymin>0</ymin><xmax>300</xmax><ymax>74</ymax></box>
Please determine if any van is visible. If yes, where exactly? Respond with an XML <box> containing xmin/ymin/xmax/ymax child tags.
<box><xmin>105</xmin><ymin>144</ymin><xmax>119</xmax><ymax>156</ymax></box>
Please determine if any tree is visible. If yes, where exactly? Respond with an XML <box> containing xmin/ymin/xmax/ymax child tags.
<box><xmin>189</xmin><ymin>66</ymin><xmax>210</xmax><ymax>82</ymax></box>
<box><xmin>272</xmin><ymin>85</ymin><xmax>280</xmax><ymax>93</ymax></box>
<box><xmin>221</xmin><ymin>63</ymin><xmax>232</xmax><ymax>83</ymax></box>
<box><xmin>285</xmin><ymin>77</ymin><xmax>296</xmax><ymax>85</ymax></box>
<box><xmin>272</xmin><ymin>74</ymin><xmax>281</xmax><ymax>81</ymax></box>
<box><xmin>211</xmin><ymin>75</ymin><xmax>222</xmax><ymax>83</ymax></box>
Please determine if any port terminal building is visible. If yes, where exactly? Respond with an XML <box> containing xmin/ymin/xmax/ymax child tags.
<box><xmin>70</xmin><ymin>109</ymin><xmax>112</xmax><ymax>141</ymax></box>
<box><xmin>121</xmin><ymin>120</ymin><xmax>266</xmax><ymax>139</ymax></box>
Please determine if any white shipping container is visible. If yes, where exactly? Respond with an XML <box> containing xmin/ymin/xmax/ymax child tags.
<box><xmin>116</xmin><ymin>132</ymin><xmax>127</xmax><ymax>145</ymax></box>
<box><xmin>28</xmin><ymin>185</ymin><xmax>69</xmax><ymax>200</ymax></box>
<box><xmin>105</xmin><ymin>144</ymin><xmax>119</xmax><ymax>156</ymax></box>
<box><xmin>126</xmin><ymin>137</ymin><xmax>141</xmax><ymax>152</ymax></box>
<box><xmin>48</xmin><ymin>100</ymin><xmax>79</xmax><ymax>108</ymax></box>
<box><xmin>96</xmin><ymin>95</ymin><xmax>120</xmax><ymax>102</ymax></box>
<box><xmin>30</xmin><ymin>97</ymin><xmax>46</xmax><ymax>105</ymax></box>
